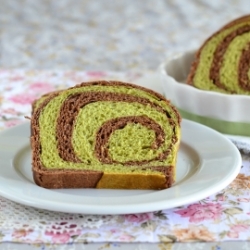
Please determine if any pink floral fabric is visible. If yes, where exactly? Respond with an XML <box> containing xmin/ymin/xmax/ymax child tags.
<box><xmin>174</xmin><ymin>203</ymin><xmax>224</xmax><ymax>223</ymax></box>
<box><xmin>0</xmin><ymin>69</ymin><xmax>249</xmax><ymax>245</ymax></box>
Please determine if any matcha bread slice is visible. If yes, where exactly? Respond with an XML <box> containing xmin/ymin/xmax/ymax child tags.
<box><xmin>31</xmin><ymin>81</ymin><xmax>181</xmax><ymax>190</ymax></box>
<box><xmin>187</xmin><ymin>15</ymin><xmax>250</xmax><ymax>94</ymax></box>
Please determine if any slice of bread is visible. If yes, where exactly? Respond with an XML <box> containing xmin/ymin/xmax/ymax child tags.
<box><xmin>31</xmin><ymin>81</ymin><xmax>181</xmax><ymax>190</ymax></box>
<box><xmin>187</xmin><ymin>15</ymin><xmax>250</xmax><ymax>94</ymax></box>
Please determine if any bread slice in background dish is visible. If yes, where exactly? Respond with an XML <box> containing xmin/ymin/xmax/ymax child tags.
<box><xmin>31</xmin><ymin>81</ymin><xmax>181</xmax><ymax>190</ymax></box>
<box><xmin>187</xmin><ymin>15</ymin><xmax>250</xmax><ymax>95</ymax></box>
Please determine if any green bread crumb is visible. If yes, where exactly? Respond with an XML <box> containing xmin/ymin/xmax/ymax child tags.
<box><xmin>38</xmin><ymin>85</ymin><xmax>180</xmax><ymax>174</ymax></box>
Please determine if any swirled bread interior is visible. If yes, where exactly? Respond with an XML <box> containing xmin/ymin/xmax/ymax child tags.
<box><xmin>31</xmin><ymin>81</ymin><xmax>181</xmax><ymax>190</ymax></box>
<box><xmin>187</xmin><ymin>15</ymin><xmax>250</xmax><ymax>94</ymax></box>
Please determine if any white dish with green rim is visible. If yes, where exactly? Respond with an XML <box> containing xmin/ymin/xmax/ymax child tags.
<box><xmin>159</xmin><ymin>50</ymin><xmax>250</xmax><ymax>136</ymax></box>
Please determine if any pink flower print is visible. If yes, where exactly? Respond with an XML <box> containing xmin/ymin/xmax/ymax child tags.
<box><xmin>230</xmin><ymin>224</ymin><xmax>249</xmax><ymax>233</ymax></box>
<box><xmin>45</xmin><ymin>228</ymin><xmax>81</xmax><ymax>244</ymax></box>
<box><xmin>4</xmin><ymin>119</ymin><xmax>23</xmax><ymax>128</ymax></box>
<box><xmin>0</xmin><ymin>108</ymin><xmax>19</xmax><ymax>116</ymax></box>
<box><xmin>29</xmin><ymin>82</ymin><xmax>55</xmax><ymax>94</ymax></box>
<box><xmin>9</xmin><ymin>76</ymin><xmax>24</xmax><ymax>81</ymax></box>
<box><xmin>119</xmin><ymin>233</ymin><xmax>135</xmax><ymax>242</ymax></box>
<box><xmin>227</xmin><ymin>224</ymin><xmax>249</xmax><ymax>239</ymax></box>
<box><xmin>9</xmin><ymin>93</ymin><xmax>37</xmax><ymax>104</ymax></box>
<box><xmin>5</xmin><ymin>108</ymin><xmax>18</xmax><ymax>114</ymax></box>
<box><xmin>174</xmin><ymin>203</ymin><xmax>223</xmax><ymax>223</ymax></box>
<box><xmin>45</xmin><ymin>231</ymin><xmax>71</xmax><ymax>244</ymax></box>
<box><xmin>237</xmin><ymin>198</ymin><xmax>250</xmax><ymax>202</ymax></box>
<box><xmin>124</xmin><ymin>212</ymin><xmax>154</xmax><ymax>223</ymax></box>
<box><xmin>86</xmin><ymin>71</ymin><xmax>107</xmax><ymax>77</ymax></box>
<box><xmin>110</xmin><ymin>228</ymin><xmax>120</xmax><ymax>234</ymax></box>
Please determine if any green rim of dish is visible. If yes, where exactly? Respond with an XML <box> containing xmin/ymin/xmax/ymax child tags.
<box><xmin>178</xmin><ymin>108</ymin><xmax>250</xmax><ymax>136</ymax></box>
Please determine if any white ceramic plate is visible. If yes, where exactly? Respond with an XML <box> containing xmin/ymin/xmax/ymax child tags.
<box><xmin>0</xmin><ymin>119</ymin><xmax>241</xmax><ymax>214</ymax></box>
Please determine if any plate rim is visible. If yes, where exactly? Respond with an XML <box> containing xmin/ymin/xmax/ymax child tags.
<box><xmin>0</xmin><ymin>119</ymin><xmax>242</xmax><ymax>214</ymax></box>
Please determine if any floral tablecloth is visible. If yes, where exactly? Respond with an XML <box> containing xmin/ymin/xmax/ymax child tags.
<box><xmin>0</xmin><ymin>70</ymin><xmax>250</xmax><ymax>250</ymax></box>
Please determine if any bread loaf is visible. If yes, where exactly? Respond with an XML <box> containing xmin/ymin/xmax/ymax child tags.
<box><xmin>31</xmin><ymin>81</ymin><xmax>181</xmax><ymax>189</ymax></box>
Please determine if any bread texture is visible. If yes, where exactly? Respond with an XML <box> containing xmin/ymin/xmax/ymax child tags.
<box><xmin>31</xmin><ymin>81</ymin><xmax>181</xmax><ymax>190</ymax></box>
<box><xmin>187</xmin><ymin>15</ymin><xmax>250</xmax><ymax>94</ymax></box>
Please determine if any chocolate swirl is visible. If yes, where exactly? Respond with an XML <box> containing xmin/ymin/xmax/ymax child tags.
<box><xmin>31</xmin><ymin>81</ymin><xmax>181</xmax><ymax>189</ymax></box>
